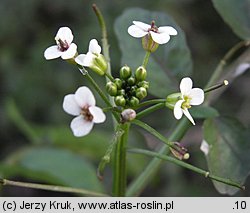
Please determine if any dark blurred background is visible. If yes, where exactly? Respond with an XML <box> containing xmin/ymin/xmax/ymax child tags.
<box><xmin>0</xmin><ymin>0</ymin><xmax>249</xmax><ymax>196</ymax></box>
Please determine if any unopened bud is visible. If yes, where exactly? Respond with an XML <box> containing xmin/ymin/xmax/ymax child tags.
<box><xmin>127</xmin><ymin>77</ymin><xmax>136</xmax><ymax>86</ymax></box>
<box><xmin>115</xmin><ymin>95</ymin><xmax>126</xmax><ymax>107</ymax></box>
<box><xmin>106</xmin><ymin>82</ymin><xmax>117</xmax><ymax>96</ymax></box>
<box><xmin>136</xmin><ymin>87</ymin><xmax>147</xmax><ymax>100</ymax></box>
<box><xmin>142</xmin><ymin>34</ymin><xmax>159</xmax><ymax>53</ymax></box>
<box><xmin>138</xmin><ymin>81</ymin><xmax>149</xmax><ymax>90</ymax></box>
<box><xmin>121</xmin><ymin>109</ymin><xmax>136</xmax><ymax>123</ymax></box>
<box><xmin>114</xmin><ymin>78</ymin><xmax>123</xmax><ymax>90</ymax></box>
<box><xmin>120</xmin><ymin>65</ymin><xmax>132</xmax><ymax>80</ymax></box>
<box><xmin>129</xmin><ymin>96</ymin><xmax>140</xmax><ymax>107</ymax></box>
<box><xmin>135</xmin><ymin>66</ymin><xmax>147</xmax><ymax>81</ymax></box>
<box><xmin>117</xmin><ymin>89</ymin><xmax>126</xmax><ymax>96</ymax></box>
<box><xmin>170</xmin><ymin>142</ymin><xmax>189</xmax><ymax>160</ymax></box>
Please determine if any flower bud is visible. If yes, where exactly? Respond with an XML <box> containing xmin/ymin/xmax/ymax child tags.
<box><xmin>165</xmin><ymin>92</ymin><xmax>181</xmax><ymax>109</ymax></box>
<box><xmin>127</xmin><ymin>77</ymin><xmax>136</xmax><ymax>86</ymax></box>
<box><xmin>121</xmin><ymin>109</ymin><xmax>136</xmax><ymax>123</ymax></box>
<box><xmin>90</xmin><ymin>54</ymin><xmax>107</xmax><ymax>75</ymax></box>
<box><xmin>135</xmin><ymin>66</ymin><xmax>147</xmax><ymax>82</ymax></box>
<box><xmin>117</xmin><ymin>89</ymin><xmax>125</xmax><ymax>96</ymax></box>
<box><xmin>136</xmin><ymin>87</ymin><xmax>147</xmax><ymax>100</ymax></box>
<box><xmin>114</xmin><ymin>78</ymin><xmax>123</xmax><ymax>90</ymax></box>
<box><xmin>138</xmin><ymin>81</ymin><xmax>149</xmax><ymax>90</ymax></box>
<box><xmin>120</xmin><ymin>65</ymin><xmax>132</xmax><ymax>80</ymax></box>
<box><xmin>106</xmin><ymin>82</ymin><xmax>117</xmax><ymax>96</ymax></box>
<box><xmin>115</xmin><ymin>95</ymin><xmax>126</xmax><ymax>107</ymax></box>
<box><xmin>129</xmin><ymin>96</ymin><xmax>140</xmax><ymax>107</ymax></box>
<box><xmin>142</xmin><ymin>34</ymin><xmax>159</xmax><ymax>53</ymax></box>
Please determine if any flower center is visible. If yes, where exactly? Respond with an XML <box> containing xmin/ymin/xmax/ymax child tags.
<box><xmin>149</xmin><ymin>21</ymin><xmax>158</xmax><ymax>33</ymax></box>
<box><xmin>81</xmin><ymin>106</ymin><xmax>93</xmax><ymax>122</ymax></box>
<box><xmin>181</xmin><ymin>95</ymin><xmax>191</xmax><ymax>109</ymax></box>
<box><xmin>57</xmin><ymin>39</ymin><xmax>70</xmax><ymax>52</ymax></box>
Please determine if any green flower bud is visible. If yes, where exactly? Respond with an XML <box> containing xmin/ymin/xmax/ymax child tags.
<box><xmin>129</xmin><ymin>96</ymin><xmax>140</xmax><ymax>107</ymax></box>
<box><xmin>106</xmin><ymin>82</ymin><xmax>117</xmax><ymax>96</ymax></box>
<box><xmin>114</xmin><ymin>78</ymin><xmax>123</xmax><ymax>90</ymax></box>
<box><xmin>127</xmin><ymin>77</ymin><xmax>136</xmax><ymax>86</ymax></box>
<box><xmin>138</xmin><ymin>81</ymin><xmax>149</xmax><ymax>90</ymax></box>
<box><xmin>135</xmin><ymin>66</ymin><xmax>147</xmax><ymax>82</ymax></box>
<box><xmin>115</xmin><ymin>95</ymin><xmax>126</xmax><ymax>107</ymax></box>
<box><xmin>120</xmin><ymin>65</ymin><xmax>132</xmax><ymax>80</ymax></box>
<box><xmin>166</xmin><ymin>92</ymin><xmax>181</xmax><ymax>109</ymax></box>
<box><xmin>142</xmin><ymin>34</ymin><xmax>159</xmax><ymax>53</ymax></box>
<box><xmin>136</xmin><ymin>87</ymin><xmax>147</xmax><ymax>100</ymax></box>
<box><xmin>90</xmin><ymin>54</ymin><xmax>107</xmax><ymax>75</ymax></box>
<box><xmin>117</xmin><ymin>89</ymin><xmax>125</xmax><ymax>96</ymax></box>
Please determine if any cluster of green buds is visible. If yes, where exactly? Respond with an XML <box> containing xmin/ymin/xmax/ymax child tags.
<box><xmin>106</xmin><ymin>65</ymin><xmax>149</xmax><ymax>108</ymax></box>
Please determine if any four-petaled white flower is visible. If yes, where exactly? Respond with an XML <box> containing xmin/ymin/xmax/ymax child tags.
<box><xmin>44</xmin><ymin>27</ymin><xmax>77</xmax><ymax>60</ymax></box>
<box><xmin>174</xmin><ymin>77</ymin><xmax>204</xmax><ymax>125</ymax></box>
<box><xmin>63</xmin><ymin>86</ymin><xmax>106</xmax><ymax>137</ymax></box>
<box><xmin>75</xmin><ymin>39</ymin><xmax>101</xmax><ymax>67</ymax></box>
<box><xmin>128</xmin><ymin>21</ymin><xmax>177</xmax><ymax>44</ymax></box>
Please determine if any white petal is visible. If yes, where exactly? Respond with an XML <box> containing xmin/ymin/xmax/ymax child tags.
<box><xmin>70</xmin><ymin>115</ymin><xmax>94</xmax><ymax>137</ymax></box>
<box><xmin>180</xmin><ymin>77</ymin><xmax>193</xmax><ymax>95</ymax></box>
<box><xmin>133</xmin><ymin>21</ymin><xmax>151</xmax><ymax>31</ymax></box>
<box><xmin>189</xmin><ymin>88</ymin><xmax>205</xmax><ymax>105</ymax></box>
<box><xmin>44</xmin><ymin>45</ymin><xmax>62</xmax><ymax>60</ymax></box>
<box><xmin>83</xmin><ymin>52</ymin><xmax>95</xmax><ymax>67</ymax></box>
<box><xmin>183</xmin><ymin>108</ymin><xmax>195</xmax><ymax>125</ymax></box>
<box><xmin>200</xmin><ymin>140</ymin><xmax>209</xmax><ymax>155</ymax></box>
<box><xmin>63</xmin><ymin>94</ymin><xmax>81</xmax><ymax>116</ymax></box>
<box><xmin>74</xmin><ymin>86</ymin><xmax>96</xmax><ymax>107</ymax></box>
<box><xmin>234</xmin><ymin>63</ymin><xmax>250</xmax><ymax>77</ymax></box>
<box><xmin>128</xmin><ymin>25</ymin><xmax>148</xmax><ymax>38</ymax></box>
<box><xmin>55</xmin><ymin>27</ymin><xmax>73</xmax><ymax>44</ymax></box>
<box><xmin>75</xmin><ymin>54</ymin><xmax>86</xmax><ymax>66</ymax></box>
<box><xmin>61</xmin><ymin>43</ymin><xmax>77</xmax><ymax>59</ymax></box>
<box><xmin>158</xmin><ymin>26</ymin><xmax>178</xmax><ymax>35</ymax></box>
<box><xmin>88</xmin><ymin>39</ymin><xmax>101</xmax><ymax>54</ymax></box>
<box><xmin>150</xmin><ymin>31</ymin><xmax>170</xmax><ymax>44</ymax></box>
<box><xmin>89</xmin><ymin>106</ymin><xmax>106</xmax><ymax>123</ymax></box>
<box><xmin>174</xmin><ymin>100</ymin><xmax>184</xmax><ymax>120</ymax></box>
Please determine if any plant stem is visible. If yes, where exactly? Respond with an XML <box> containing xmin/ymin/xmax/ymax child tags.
<box><xmin>105</xmin><ymin>72</ymin><xmax>114</xmax><ymax>81</ymax></box>
<box><xmin>112</xmin><ymin>123</ymin><xmax>130</xmax><ymax>196</ymax></box>
<box><xmin>126</xmin><ymin>118</ymin><xmax>190</xmax><ymax>196</ymax></box>
<box><xmin>85</xmin><ymin>73</ymin><xmax>119</xmax><ymax>122</ymax></box>
<box><xmin>0</xmin><ymin>178</ymin><xmax>109</xmax><ymax>196</ymax></box>
<box><xmin>134</xmin><ymin>99</ymin><xmax>166</xmax><ymax>110</ymax></box>
<box><xmin>136</xmin><ymin>103</ymin><xmax>165</xmax><ymax>119</ymax></box>
<box><xmin>132</xmin><ymin>119</ymin><xmax>172</xmax><ymax>147</ymax></box>
<box><xmin>142</xmin><ymin>51</ymin><xmax>151</xmax><ymax>68</ymax></box>
<box><xmin>128</xmin><ymin>148</ymin><xmax>245</xmax><ymax>190</ymax></box>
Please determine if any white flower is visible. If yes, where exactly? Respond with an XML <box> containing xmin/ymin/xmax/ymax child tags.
<box><xmin>174</xmin><ymin>77</ymin><xmax>204</xmax><ymax>125</ymax></box>
<box><xmin>63</xmin><ymin>86</ymin><xmax>106</xmax><ymax>137</ymax></box>
<box><xmin>75</xmin><ymin>39</ymin><xmax>101</xmax><ymax>67</ymax></box>
<box><xmin>44</xmin><ymin>27</ymin><xmax>77</xmax><ymax>60</ymax></box>
<box><xmin>128</xmin><ymin>21</ymin><xmax>177</xmax><ymax>44</ymax></box>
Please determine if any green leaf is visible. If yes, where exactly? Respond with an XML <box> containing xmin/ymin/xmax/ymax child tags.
<box><xmin>114</xmin><ymin>8</ymin><xmax>193</xmax><ymax>97</ymax></box>
<box><xmin>190</xmin><ymin>106</ymin><xmax>219</xmax><ymax>119</ymax></box>
<box><xmin>4</xmin><ymin>147</ymin><xmax>104</xmax><ymax>192</ymax></box>
<box><xmin>203</xmin><ymin>117</ymin><xmax>250</xmax><ymax>195</ymax></box>
<box><xmin>212</xmin><ymin>0</ymin><xmax>250</xmax><ymax>40</ymax></box>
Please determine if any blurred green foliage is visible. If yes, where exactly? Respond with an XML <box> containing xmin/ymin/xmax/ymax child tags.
<box><xmin>1</xmin><ymin>0</ymin><xmax>250</xmax><ymax>196</ymax></box>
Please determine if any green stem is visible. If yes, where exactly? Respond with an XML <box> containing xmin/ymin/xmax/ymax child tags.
<box><xmin>112</xmin><ymin>123</ymin><xmax>130</xmax><ymax>196</ymax></box>
<box><xmin>136</xmin><ymin>103</ymin><xmax>165</xmax><ymax>119</ymax></box>
<box><xmin>126</xmin><ymin>118</ymin><xmax>190</xmax><ymax>196</ymax></box>
<box><xmin>0</xmin><ymin>179</ymin><xmax>109</xmax><ymax>196</ymax></box>
<box><xmin>85</xmin><ymin>73</ymin><xmax>120</xmax><ymax>122</ymax></box>
<box><xmin>105</xmin><ymin>72</ymin><xmax>114</xmax><ymax>81</ymax></box>
<box><xmin>134</xmin><ymin>99</ymin><xmax>166</xmax><ymax>110</ymax></box>
<box><xmin>142</xmin><ymin>51</ymin><xmax>151</xmax><ymax>68</ymax></box>
<box><xmin>128</xmin><ymin>148</ymin><xmax>245</xmax><ymax>190</ymax></box>
<box><xmin>205</xmin><ymin>40</ymin><xmax>250</xmax><ymax>89</ymax></box>
<box><xmin>132</xmin><ymin>119</ymin><xmax>172</xmax><ymax>147</ymax></box>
